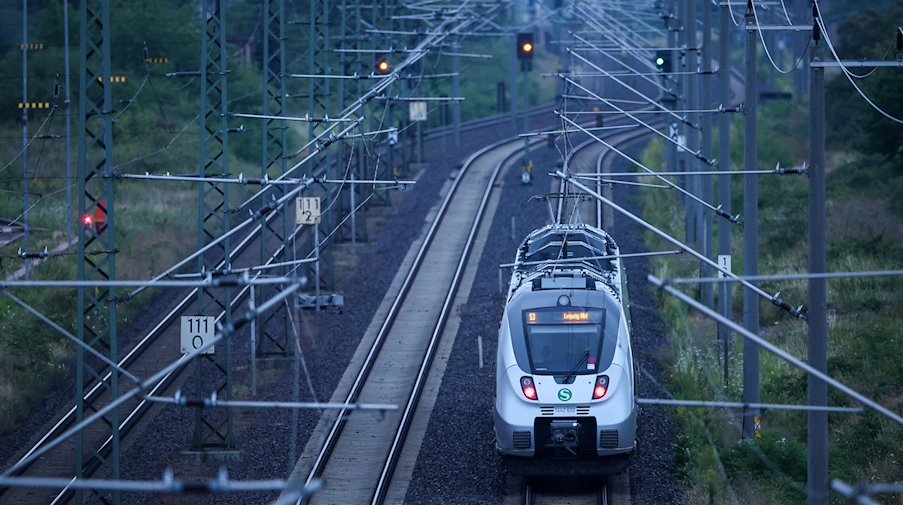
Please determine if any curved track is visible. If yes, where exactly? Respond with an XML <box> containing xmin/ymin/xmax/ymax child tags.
<box><xmin>1</xmin><ymin>184</ymin><xmax>313</xmax><ymax>503</ymax></box>
<box><xmin>283</xmin><ymin>131</ymin><xmax>545</xmax><ymax>505</ymax></box>
<box><xmin>0</xmin><ymin>108</ymin><xmax>552</xmax><ymax>505</ymax></box>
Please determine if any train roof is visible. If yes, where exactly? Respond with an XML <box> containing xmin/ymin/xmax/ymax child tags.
<box><xmin>505</xmin><ymin>224</ymin><xmax>623</xmax><ymax>302</ymax></box>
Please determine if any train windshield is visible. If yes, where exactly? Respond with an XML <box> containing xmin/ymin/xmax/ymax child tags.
<box><xmin>522</xmin><ymin>308</ymin><xmax>606</xmax><ymax>375</ymax></box>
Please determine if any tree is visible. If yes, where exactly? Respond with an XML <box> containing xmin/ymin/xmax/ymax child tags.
<box><xmin>826</xmin><ymin>7</ymin><xmax>903</xmax><ymax>160</ymax></box>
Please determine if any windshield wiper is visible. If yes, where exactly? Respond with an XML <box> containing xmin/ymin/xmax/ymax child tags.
<box><xmin>564</xmin><ymin>348</ymin><xmax>590</xmax><ymax>383</ymax></box>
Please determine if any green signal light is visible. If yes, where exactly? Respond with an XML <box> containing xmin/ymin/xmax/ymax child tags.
<box><xmin>656</xmin><ymin>57</ymin><xmax>665</xmax><ymax>66</ymax></box>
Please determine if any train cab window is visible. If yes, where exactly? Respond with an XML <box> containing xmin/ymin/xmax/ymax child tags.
<box><xmin>522</xmin><ymin>308</ymin><xmax>606</xmax><ymax>375</ymax></box>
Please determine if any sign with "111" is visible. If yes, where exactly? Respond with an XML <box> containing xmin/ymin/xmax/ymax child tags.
<box><xmin>180</xmin><ymin>316</ymin><xmax>216</xmax><ymax>354</ymax></box>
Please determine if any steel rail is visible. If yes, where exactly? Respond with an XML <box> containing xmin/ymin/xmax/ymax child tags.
<box><xmin>4</xmin><ymin>180</ymin><xmax>309</xmax><ymax>501</ymax></box>
<box><xmin>43</xmin><ymin>221</ymin><xmax>310</xmax><ymax>504</ymax></box>
<box><xmin>2</xmin><ymin>95</ymin><xmax>568</xmax><ymax>503</ymax></box>
<box><xmin>8</xmin><ymin>5</ymin><xmax>561</xmax><ymax>503</ymax></box>
<box><xmin>297</xmin><ymin>129</ymin><xmax>541</xmax><ymax>502</ymax></box>
<box><xmin>522</xmin><ymin>479</ymin><xmax>610</xmax><ymax>505</ymax></box>
<box><xmin>371</xmin><ymin>135</ymin><xmax>531</xmax><ymax>505</ymax></box>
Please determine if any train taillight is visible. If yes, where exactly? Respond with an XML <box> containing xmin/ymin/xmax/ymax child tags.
<box><xmin>593</xmin><ymin>375</ymin><xmax>609</xmax><ymax>399</ymax></box>
<box><xmin>520</xmin><ymin>376</ymin><xmax>538</xmax><ymax>401</ymax></box>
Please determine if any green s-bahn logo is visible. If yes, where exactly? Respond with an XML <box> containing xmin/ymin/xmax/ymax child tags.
<box><xmin>557</xmin><ymin>388</ymin><xmax>573</xmax><ymax>402</ymax></box>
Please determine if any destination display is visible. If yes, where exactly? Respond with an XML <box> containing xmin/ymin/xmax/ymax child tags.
<box><xmin>525</xmin><ymin>308</ymin><xmax>603</xmax><ymax>325</ymax></box>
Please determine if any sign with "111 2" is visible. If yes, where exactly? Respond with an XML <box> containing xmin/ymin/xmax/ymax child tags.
<box><xmin>296</xmin><ymin>196</ymin><xmax>321</xmax><ymax>225</ymax></box>
<box><xmin>181</xmin><ymin>316</ymin><xmax>216</xmax><ymax>354</ymax></box>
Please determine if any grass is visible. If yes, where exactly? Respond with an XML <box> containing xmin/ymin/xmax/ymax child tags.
<box><xmin>638</xmin><ymin>97</ymin><xmax>903</xmax><ymax>503</ymax></box>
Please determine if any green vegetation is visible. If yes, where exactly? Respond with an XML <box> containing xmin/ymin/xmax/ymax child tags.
<box><xmin>0</xmin><ymin>1</ymin><xmax>561</xmax><ymax>435</ymax></box>
<box><xmin>639</xmin><ymin>8</ymin><xmax>903</xmax><ymax>503</ymax></box>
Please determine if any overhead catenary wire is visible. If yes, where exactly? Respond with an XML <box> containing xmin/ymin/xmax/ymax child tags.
<box><xmin>2</xmin><ymin>290</ymin><xmax>141</xmax><ymax>384</ymax></box>
<box><xmin>0</xmin><ymin>469</ymin><xmax>321</xmax><ymax>497</ymax></box>
<box><xmin>143</xmin><ymin>393</ymin><xmax>397</xmax><ymax>414</ymax></box>
<box><xmin>0</xmin><ymin>106</ymin><xmax>58</xmax><ymax>177</ymax></box>
<box><xmin>639</xmin><ymin>366</ymin><xmax>741</xmax><ymax>505</ymax></box>
<box><xmin>554</xmin><ymin>115</ymin><xmax>737</xmax><ymax>224</ymax></box>
<box><xmin>561</xmin><ymin>75</ymin><xmax>712</xmax><ymax>163</ymax></box>
<box><xmin>555</xmin><ymin>170</ymin><xmax>805</xmax><ymax>318</ymax></box>
<box><xmin>568</xmin><ymin>42</ymin><xmax>691</xmax><ymax>127</ymax></box>
<box><xmin>648</xmin><ymin>274</ymin><xmax>903</xmax><ymax>427</ymax></box>
<box><xmin>750</xmin><ymin>0</ymin><xmax>812</xmax><ymax>75</ymax></box>
<box><xmin>1</xmin><ymin>279</ymin><xmax>302</xmax><ymax>479</ymax></box>
<box><xmin>125</xmin><ymin>2</ymin><xmax>492</xmax><ymax>303</ymax></box>
<box><xmin>661</xmin><ymin>269</ymin><xmax>903</xmax><ymax>285</ymax></box>
<box><xmin>812</xmin><ymin>1</ymin><xmax>903</xmax><ymax>124</ymax></box>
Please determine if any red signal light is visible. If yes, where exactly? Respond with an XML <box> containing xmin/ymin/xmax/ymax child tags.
<box><xmin>520</xmin><ymin>376</ymin><xmax>538</xmax><ymax>401</ymax></box>
<box><xmin>82</xmin><ymin>214</ymin><xmax>94</xmax><ymax>227</ymax></box>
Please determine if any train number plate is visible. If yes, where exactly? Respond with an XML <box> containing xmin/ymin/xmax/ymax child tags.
<box><xmin>554</xmin><ymin>406</ymin><xmax>577</xmax><ymax>415</ymax></box>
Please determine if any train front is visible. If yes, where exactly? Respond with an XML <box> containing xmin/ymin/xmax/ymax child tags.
<box><xmin>494</xmin><ymin>259</ymin><xmax>636</xmax><ymax>470</ymax></box>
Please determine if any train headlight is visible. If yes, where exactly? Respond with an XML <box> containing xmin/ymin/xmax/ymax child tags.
<box><xmin>593</xmin><ymin>375</ymin><xmax>610</xmax><ymax>399</ymax></box>
<box><xmin>520</xmin><ymin>376</ymin><xmax>538</xmax><ymax>401</ymax></box>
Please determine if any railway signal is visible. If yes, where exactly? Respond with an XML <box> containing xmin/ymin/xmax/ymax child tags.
<box><xmin>517</xmin><ymin>32</ymin><xmax>534</xmax><ymax>71</ymax></box>
<box><xmin>654</xmin><ymin>49</ymin><xmax>672</xmax><ymax>73</ymax></box>
<box><xmin>81</xmin><ymin>199</ymin><xmax>107</xmax><ymax>232</ymax></box>
<box><xmin>375</xmin><ymin>56</ymin><xmax>391</xmax><ymax>75</ymax></box>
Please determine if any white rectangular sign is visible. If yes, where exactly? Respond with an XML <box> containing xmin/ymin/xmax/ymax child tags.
<box><xmin>296</xmin><ymin>196</ymin><xmax>321</xmax><ymax>225</ymax></box>
<box><xmin>718</xmin><ymin>254</ymin><xmax>732</xmax><ymax>279</ymax></box>
<box><xmin>409</xmin><ymin>101</ymin><xmax>428</xmax><ymax>122</ymax></box>
<box><xmin>181</xmin><ymin>316</ymin><xmax>216</xmax><ymax>354</ymax></box>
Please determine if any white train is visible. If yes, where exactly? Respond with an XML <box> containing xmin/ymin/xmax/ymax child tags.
<box><xmin>494</xmin><ymin>223</ymin><xmax>637</xmax><ymax>473</ymax></box>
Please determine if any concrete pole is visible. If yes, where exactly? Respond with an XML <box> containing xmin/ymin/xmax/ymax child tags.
<box><xmin>22</xmin><ymin>0</ymin><xmax>30</xmax><ymax>279</ymax></box>
<box><xmin>807</xmin><ymin>13</ymin><xmax>829</xmax><ymax>505</ymax></box>
<box><xmin>701</xmin><ymin>0</ymin><xmax>715</xmax><ymax>309</ymax></box>
<box><xmin>666</xmin><ymin>1</ymin><xmax>678</xmax><ymax>178</ymax></box>
<box><xmin>64</xmin><ymin>0</ymin><xmax>73</xmax><ymax>251</ymax></box>
<box><xmin>718</xmin><ymin>2</ymin><xmax>733</xmax><ymax>386</ymax></box>
<box><xmin>510</xmin><ymin>32</ymin><xmax>519</xmax><ymax>136</ymax></box>
<box><xmin>686</xmin><ymin>0</ymin><xmax>700</xmax><ymax>249</ymax></box>
<box><xmin>452</xmin><ymin>45</ymin><xmax>461</xmax><ymax>148</ymax></box>
<box><xmin>742</xmin><ymin>2</ymin><xmax>761</xmax><ymax>440</ymax></box>
<box><xmin>678</xmin><ymin>0</ymin><xmax>688</xmax><ymax>217</ymax></box>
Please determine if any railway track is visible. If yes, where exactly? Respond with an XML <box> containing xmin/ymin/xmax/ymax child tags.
<box><xmin>0</xmin><ymin>105</ymin><xmax>564</xmax><ymax>504</ymax></box>
<box><xmin>0</xmin><ymin>185</ymin><xmax>310</xmax><ymax>504</ymax></box>
<box><xmin>504</xmin><ymin>121</ymin><xmax>657</xmax><ymax>505</ymax></box>
<box><xmin>281</xmin><ymin>86</ymin><xmax>648</xmax><ymax>504</ymax></box>
<box><xmin>1</xmin><ymin>44</ymin><xmax>739</xmax><ymax>505</ymax></box>
<box><xmin>523</xmin><ymin>477</ymin><xmax>610</xmax><ymax>505</ymax></box>
<box><xmin>281</xmin><ymin>128</ymin><xmax>547</xmax><ymax>504</ymax></box>
<box><xmin>517</xmin><ymin>50</ymin><xmax>746</xmax><ymax>505</ymax></box>
<box><xmin>519</xmin><ymin>472</ymin><xmax>632</xmax><ymax>505</ymax></box>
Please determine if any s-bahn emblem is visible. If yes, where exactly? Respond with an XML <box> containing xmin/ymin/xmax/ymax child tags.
<box><xmin>557</xmin><ymin>388</ymin><xmax>572</xmax><ymax>402</ymax></box>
